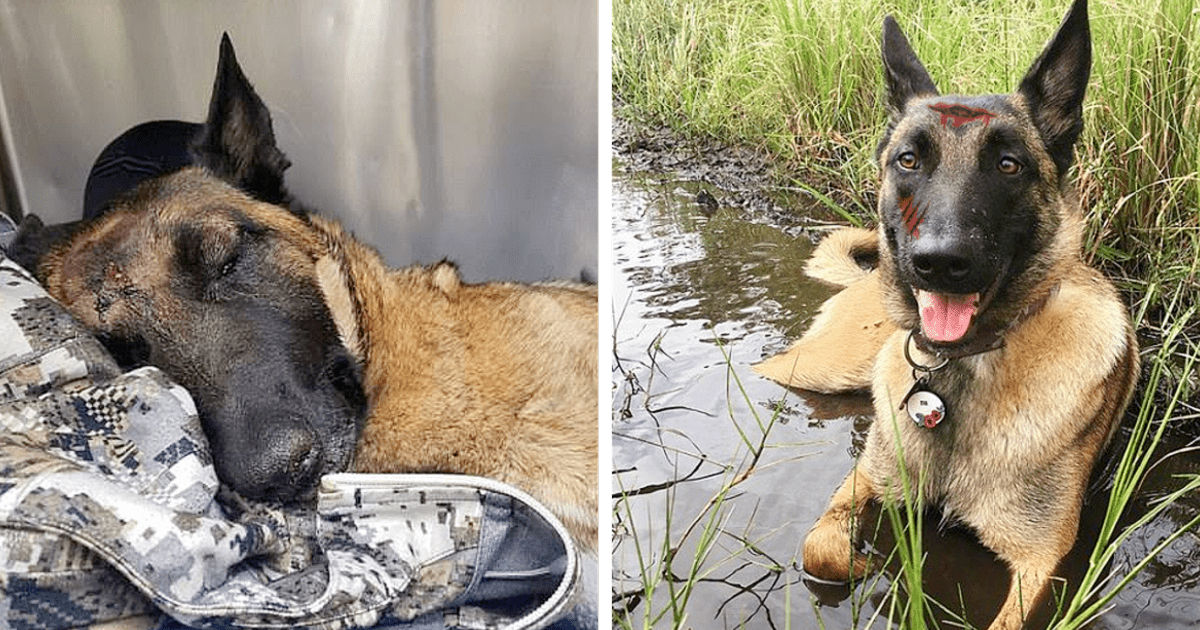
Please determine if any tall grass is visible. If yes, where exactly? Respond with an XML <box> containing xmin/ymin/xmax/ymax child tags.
<box><xmin>1049</xmin><ymin>314</ymin><xmax>1200</xmax><ymax>628</ymax></box>
<box><xmin>613</xmin><ymin>0</ymin><xmax>1200</xmax><ymax>328</ymax></box>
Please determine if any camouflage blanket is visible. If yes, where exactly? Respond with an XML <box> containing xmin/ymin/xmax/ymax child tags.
<box><xmin>0</xmin><ymin>254</ymin><xmax>581</xmax><ymax>630</ymax></box>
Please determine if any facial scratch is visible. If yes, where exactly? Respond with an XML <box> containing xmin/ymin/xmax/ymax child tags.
<box><xmin>928</xmin><ymin>102</ymin><xmax>996</xmax><ymax>129</ymax></box>
<box><xmin>900</xmin><ymin>195</ymin><xmax>926</xmax><ymax>238</ymax></box>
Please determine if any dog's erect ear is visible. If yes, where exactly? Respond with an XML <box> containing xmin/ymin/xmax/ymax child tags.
<box><xmin>1018</xmin><ymin>0</ymin><xmax>1090</xmax><ymax>176</ymax></box>
<box><xmin>191</xmin><ymin>33</ymin><xmax>293</xmax><ymax>207</ymax></box>
<box><xmin>881</xmin><ymin>15</ymin><xmax>939</xmax><ymax>116</ymax></box>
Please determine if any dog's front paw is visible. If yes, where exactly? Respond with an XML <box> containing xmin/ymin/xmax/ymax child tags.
<box><xmin>802</xmin><ymin>516</ymin><xmax>877</xmax><ymax>582</ymax></box>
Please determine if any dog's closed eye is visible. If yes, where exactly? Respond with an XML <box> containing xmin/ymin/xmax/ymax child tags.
<box><xmin>218</xmin><ymin>251</ymin><xmax>240</xmax><ymax>278</ymax></box>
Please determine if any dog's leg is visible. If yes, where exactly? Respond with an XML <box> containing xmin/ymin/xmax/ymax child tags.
<box><xmin>975</xmin><ymin>480</ymin><xmax>1086</xmax><ymax>630</ymax></box>
<box><xmin>988</xmin><ymin>551</ymin><xmax>1062</xmax><ymax>630</ymax></box>
<box><xmin>803</xmin><ymin>465</ymin><xmax>879</xmax><ymax>580</ymax></box>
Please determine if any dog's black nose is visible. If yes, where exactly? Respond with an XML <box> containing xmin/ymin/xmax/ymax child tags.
<box><xmin>214</xmin><ymin>416</ymin><xmax>324</xmax><ymax>502</ymax></box>
<box><xmin>263</xmin><ymin>424</ymin><xmax>322</xmax><ymax>498</ymax></box>
<box><xmin>911</xmin><ymin>239</ymin><xmax>978</xmax><ymax>292</ymax></box>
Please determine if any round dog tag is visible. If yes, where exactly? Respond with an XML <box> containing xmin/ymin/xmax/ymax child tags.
<box><xmin>905</xmin><ymin>390</ymin><xmax>946</xmax><ymax>428</ymax></box>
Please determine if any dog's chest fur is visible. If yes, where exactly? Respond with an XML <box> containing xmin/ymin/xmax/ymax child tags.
<box><xmin>863</xmin><ymin>266</ymin><xmax>1130</xmax><ymax>521</ymax></box>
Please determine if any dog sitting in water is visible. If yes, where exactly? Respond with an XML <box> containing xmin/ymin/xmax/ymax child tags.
<box><xmin>10</xmin><ymin>34</ymin><xmax>598</xmax><ymax>551</ymax></box>
<box><xmin>756</xmin><ymin>1</ymin><xmax>1138</xmax><ymax>627</ymax></box>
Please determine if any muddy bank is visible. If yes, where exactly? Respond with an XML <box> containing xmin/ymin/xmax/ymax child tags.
<box><xmin>612</xmin><ymin>111</ymin><xmax>856</xmax><ymax>228</ymax></box>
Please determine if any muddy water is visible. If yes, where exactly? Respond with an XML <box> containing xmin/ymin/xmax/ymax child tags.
<box><xmin>610</xmin><ymin>160</ymin><xmax>1200</xmax><ymax>629</ymax></box>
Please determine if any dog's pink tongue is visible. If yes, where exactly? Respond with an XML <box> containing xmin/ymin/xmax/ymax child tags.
<box><xmin>917</xmin><ymin>291</ymin><xmax>979</xmax><ymax>342</ymax></box>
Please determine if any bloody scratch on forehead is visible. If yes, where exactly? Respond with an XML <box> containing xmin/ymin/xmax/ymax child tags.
<box><xmin>928</xmin><ymin>102</ymin><xmax>996</xmax><ymax>129</ymax></box>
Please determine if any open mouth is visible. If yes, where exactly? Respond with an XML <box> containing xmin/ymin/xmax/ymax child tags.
<box><xmin>915</xmin><ymin>290</ymin><xmax>980</xmax><ymax>343</ymax></box>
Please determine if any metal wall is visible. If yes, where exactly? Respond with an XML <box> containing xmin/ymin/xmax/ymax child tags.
<box><xmin>0</xmin><ymin>0</ymin><xmax>597</xmax><ymax>283</ymax></box>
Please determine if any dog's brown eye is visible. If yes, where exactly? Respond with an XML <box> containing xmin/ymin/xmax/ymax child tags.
<box><xmin>998</xmin><ymin>156</ymin><xmax>1022</xmax><ymax>175</ymax></box>
<box><xmin>897</xmin><ymin>152</ymin><xmax>920</xmax><ymax>170</ymax></box>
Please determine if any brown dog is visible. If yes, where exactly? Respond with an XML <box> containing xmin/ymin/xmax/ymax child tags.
<box><xmin>14</xmin><ymin>35</ymin><xmax>597</xmax><ymax>552</ymax></box>
<box><xmin>33</xmin><ymin>169</ymin><xmax>598</xmax><ymax>552</ymax></box>
<box><xmin>757</xmin><ymin>1</ymin><xmax>1138</xmax><ymax>627</ymax></box>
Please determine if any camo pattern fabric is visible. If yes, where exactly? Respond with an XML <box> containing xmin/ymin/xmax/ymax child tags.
<box><xmin>0</xmin><ymin>255</ymin><xmax>579</xmax><ymax>630</ymax></box>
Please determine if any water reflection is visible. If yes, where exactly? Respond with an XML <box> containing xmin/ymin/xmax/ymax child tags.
<box><xmin>611</xmin><ymin>166</ymin><xmax>880</xmax><ymax>629</ymax></box>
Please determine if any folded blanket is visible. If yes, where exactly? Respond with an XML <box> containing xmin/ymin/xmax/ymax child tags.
<box><xmin>0</xmin><ymin>255</ymin><xmax>580</xmax><ymax>630</ymax></box>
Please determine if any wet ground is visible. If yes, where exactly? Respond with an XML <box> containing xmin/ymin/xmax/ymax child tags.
<box><xmin>610</xmin><ymin>121</ymin><xmax>1200</xmax><ymax>629</ymax></box>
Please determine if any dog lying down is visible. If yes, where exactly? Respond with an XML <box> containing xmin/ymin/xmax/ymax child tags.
<box><xmin>756</xmin><ymin>1</ymin><xmax>1138</xmax><ymax>628</ymax></box>
<box><xmin>9</xmin><ymin>34</ymin><xmax>598</xmax><ymax>553</ymax></box>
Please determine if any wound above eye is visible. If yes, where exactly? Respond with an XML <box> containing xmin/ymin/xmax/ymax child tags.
<box><xmin>928</xmin><ymin>102</ymin><xmax>996</xmax><ymax>128</ymax></box>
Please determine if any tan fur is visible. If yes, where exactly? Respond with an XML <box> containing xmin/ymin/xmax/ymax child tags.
<box><xmin>802</xmin><ymin>226</ymin><xmax>878</xmax><ymax>287</ymax></box>
<box><xmin>753</xmin><ymin>271</ymin><xmax>894</xmax><ymax>392</ymax></box>
<box><xmin>309</xmin><ymin>215</ymin><xmax>599</xmax><ymax>551</ymax></box>
<box><xmin>43</xmin><ymin>175</ymin><xmax>328</xmax><ymax>336</ymax></box>
<box><xmin>39</xmin><ymin>168</ymin><xmax>598</xmax><ymax>553</ymax></box>
<box><xmin>754</xmin><ymin>227</ymin><xmax>896</xmax><ymax>392</ymax></box>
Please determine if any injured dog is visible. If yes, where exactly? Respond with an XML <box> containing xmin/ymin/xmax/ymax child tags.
<box><xmin>756</xmin><ymin>1</ymin><xmax>1138</xmax><ymax>627</ymax></box>
<box><xmin>10</xmin><ymin>34</ymin><xmax>598</xmax><ymax>552</ymax></box>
